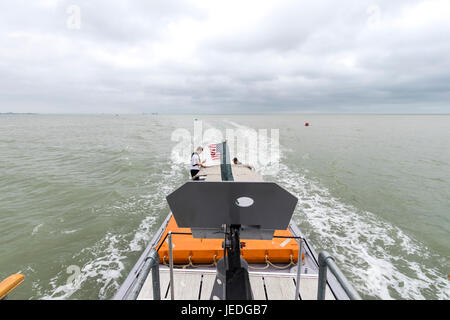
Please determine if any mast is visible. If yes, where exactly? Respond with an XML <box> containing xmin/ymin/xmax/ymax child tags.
<box><xmin>220</xmin><ymin>140</ymin><xmax>234</xmax><ymax>181</ymax></box>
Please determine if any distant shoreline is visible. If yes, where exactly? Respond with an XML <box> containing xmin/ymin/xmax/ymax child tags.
<box><xmin>1</xmin><ymin>113</ymin><xmax>449</xmax><ymax>116</ymax></box>
<box><xmin>0</xmin><ymin>112</ymin><xmax>37</xmax><ymax>115</ymax></box>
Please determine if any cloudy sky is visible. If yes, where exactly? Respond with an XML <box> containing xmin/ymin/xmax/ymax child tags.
<box><xmin>1</xmin><ymin>0</ymin><xmax>449</xmax><ymax>114</ymax></box>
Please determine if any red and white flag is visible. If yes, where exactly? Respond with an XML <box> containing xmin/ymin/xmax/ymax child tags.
<box><xmin>208</xmin><ymin>143</ymin><xmax>222</xmax><ymax>161</ymax></box>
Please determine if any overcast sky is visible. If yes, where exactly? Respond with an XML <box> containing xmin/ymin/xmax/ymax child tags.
<box><xmin>1</xmin><ymin>0</ymin><xmax>449</xmax><ymax>114</ymax></box>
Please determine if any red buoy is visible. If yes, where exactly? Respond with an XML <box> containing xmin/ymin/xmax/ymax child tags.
<box><xmin>305</xmin><ymin>122</ymin><xmax>309</xmax><ymax>127</ymax></box>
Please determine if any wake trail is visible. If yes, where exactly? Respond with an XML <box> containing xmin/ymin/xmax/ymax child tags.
<box><xmin>224</xmin><ymin>118</ymin><xmax>449</xmax><ymax>300</ymax></box>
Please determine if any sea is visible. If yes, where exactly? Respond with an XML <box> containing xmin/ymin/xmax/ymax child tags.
<box><xmin>0</xmin><ymin>114</ymin><xmax>449</xmax><ymax>300</ymax></box>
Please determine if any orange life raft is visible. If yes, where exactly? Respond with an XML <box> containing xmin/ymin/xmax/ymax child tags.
<box><xmin>157</xmin><ymin>215</ymin><xmax>303</xmax><ymax>265</ymax></box>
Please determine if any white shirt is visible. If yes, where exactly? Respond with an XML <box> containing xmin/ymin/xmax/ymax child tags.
<box><xmin>190</xmin><ymin>153</ymin><xmax>200</xmax><ymax>170</ymax></box>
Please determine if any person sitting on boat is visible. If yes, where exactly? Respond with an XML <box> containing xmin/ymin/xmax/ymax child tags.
<box><xmin>232</xmin><ymin>157</ymin><xmax>253</xmax><ymax>170</ymax></box>
<box><xmin>190</xmin><ymin>147</ymin><xmax>207</xmax><ymax>180</ymax></box>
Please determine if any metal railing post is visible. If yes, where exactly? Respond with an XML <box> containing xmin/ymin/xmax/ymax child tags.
<box><xmin>317</xmin><ymin>251</ymin><xmax>332</xmax><ymax>300</ymax></box>
<box><xmin>317</xmin><ymin>251</ymin><xmax>362</xmax><ymax>300</ymax></box>
<box><xmin>151</xmin><ymin>252</ymin><xmax>161</xmax><ymax>300</ymax></box>
<box><xmin>294</xmin><ymin>238</ymin><xmax>303</xmax><ymax>300</ymax></box>
<box><xmin>168</xmin><ymin>231</ymin><xmax>175</xmax><ymax>300</ymax></box>
<box><xmin>126</xmin><ymin>250</ymin><xmax>160</xmax><ymax>300</ymax></box>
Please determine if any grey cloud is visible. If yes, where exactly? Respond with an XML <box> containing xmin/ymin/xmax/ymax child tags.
<box><xmin>0</xmin><ymin>0</ymin><xmax>449</xmax><ymax>114</ymax></box>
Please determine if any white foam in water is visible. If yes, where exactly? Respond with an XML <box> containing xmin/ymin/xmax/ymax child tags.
<box><xmin>41</xmin><ymin>232</ymin><xmax>127</xmax><ymax>300</ymax></box>
<box><xmin>39</xmin><ymin>119</ymin><xmax>449</xmax><ymax>300</ymax></box>
<box><xmin>129</xmin><ymin>163</ymin><xmax>184</xmax><ymax>252</ymax></box>
<box><xmin>40</xmin><ymin>162</ymin><xmax>186</xmax><ymax>300</ymax></box>
<box><xmin>128</xmin><ymin>215</ymin><xmax>157</xmax><ymax>252</ymax></box>
<box><xmin>61</xmin><ymin>229</ymin><xmax>79</xmax><ymax>234</ymax></box>
<box><xmin>280</xmin><ymin>158</ymin><xmax>450</xmax><ymax>299</ymax></box>
<box><xmin>225</xmin><ymin>120</ymin><xmax>450</xmax><ymax>300</ymax></box>
<box><xmin>32</xmin><ymin>223</ymin><xmax>44</xmax><ymax>235</ymax></box>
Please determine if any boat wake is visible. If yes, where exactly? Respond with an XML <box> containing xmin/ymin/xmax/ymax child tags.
<box><xmin>224</xmin><ymin>119</ymin><xmax>449</xmax><ymax>300</ymax></box>
<box><xmin>39</xmin><ymin>163</ymin><xmax>186</xmax><ymax>300</ymax></box>
<box><xmin>37</xmin><ymin>118</ymin><xmax>449</xmax><ymax>300</ymax></box>
<box><xmin>276</xmin><ymin>163</ymin><xmax>449</xmax><ymax>299</ymax></box>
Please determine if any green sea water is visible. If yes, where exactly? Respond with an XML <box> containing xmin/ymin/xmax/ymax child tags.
<box><xmin>0</xmin><ymin>114</ymin><xmax>449</xmax><ymax>300</ymax></box>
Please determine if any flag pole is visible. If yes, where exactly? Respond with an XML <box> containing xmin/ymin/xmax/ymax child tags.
<box><xmin>220</xmin><ymin>140</ymin><xmax>234</xmax><ymax>181</ymax></box>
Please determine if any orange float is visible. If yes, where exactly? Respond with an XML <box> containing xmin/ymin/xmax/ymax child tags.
<box><xmin>156</xmin><ymin>215</ymin><xmax>303</xmax><ymax>265</ymax></box>
<box><xmin>0</xmin><ymin>274</ymin><xmax>24</xmax><ymax>299</ymax></box>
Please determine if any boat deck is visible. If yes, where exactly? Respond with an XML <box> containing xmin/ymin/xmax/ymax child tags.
<box><xmin>197</xmin><ymin>164</ymin><xmax>264</xmax><ymax>182</ymax></box>
<box><xmin>137</xmin><ymin>267</ymin><xmax>335</xmax><ymax>300</ymax></box>
<box><xmin>115</xmin><ymin>164</ymin><xmax>352</xmax><ymax>301</ymax></box>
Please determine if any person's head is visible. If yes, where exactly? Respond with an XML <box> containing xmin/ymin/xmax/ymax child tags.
<box><xmin>196</xmin><ymin>146</ymin><xmax>203</xmax><ymax>154</ymax></box>
<box><xmin>233</xmin><ymin>157</ymin><xmax>238</xmax><ymax>164</ymax></box>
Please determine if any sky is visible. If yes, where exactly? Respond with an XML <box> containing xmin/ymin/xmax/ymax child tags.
<box><xmin>0</xmin><ymin>0</ymin><xmax>449</xmax><ymax>114</ymax></box>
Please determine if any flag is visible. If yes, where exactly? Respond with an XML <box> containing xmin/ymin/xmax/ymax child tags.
<box><xmin>208</xmin><ymin>143</ymin><xmax>223</xmax><ymax>161</ymax></box>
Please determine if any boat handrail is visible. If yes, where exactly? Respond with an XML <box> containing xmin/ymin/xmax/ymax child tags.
<box><xmin>294</xmin><ymin>237</ymin><xmax>303</xmax><ymax>300</ymax></box>
<box><xmin>317</xmin><ymin>251</ymin><xmax>362</xmax><ymax>300</ymax></box>
<box><xmin>123</xmin><ymin>236</ymin><xmax>361</xmax><ymax>300</ymax></box>
<box><xmin>125</xmin><ymin>249</ymin><xmax>161</xmax><ymax>300</ymax></box>
<box><xmin>168</xmin><ymin>231</ymin><xmax>175</xmax><ymax>300</ymax></box>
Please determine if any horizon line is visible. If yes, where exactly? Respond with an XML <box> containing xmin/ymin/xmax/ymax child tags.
<box><xmin>2</xmin><ymin>112</ymin><xmax>450</xmax><ymax>116</ymax></box>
